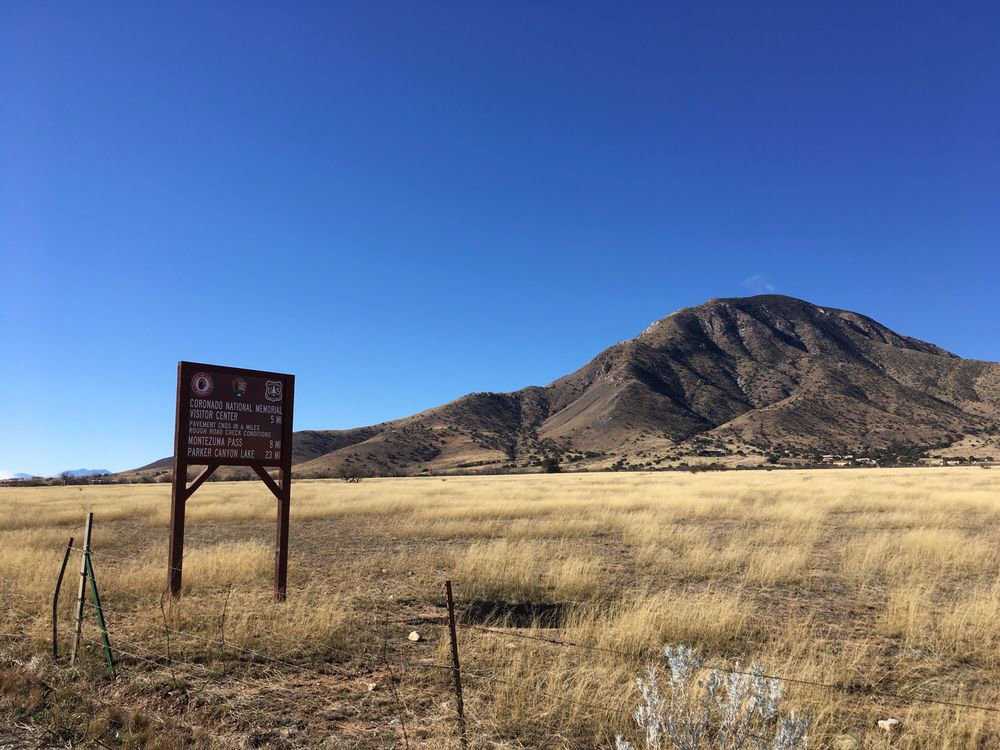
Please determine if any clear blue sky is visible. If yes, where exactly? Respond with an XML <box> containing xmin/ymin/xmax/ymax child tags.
<box><xmin>2</xmin><ymin>2</ymin><xmax>998</xmax><ymax>476</ymax></box>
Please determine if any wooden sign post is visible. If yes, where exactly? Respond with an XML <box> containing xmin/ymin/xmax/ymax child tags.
<box><xmin>168</xmin><ymin>361</ymin><xmax>295</xmax><ymax>600</ymax></box>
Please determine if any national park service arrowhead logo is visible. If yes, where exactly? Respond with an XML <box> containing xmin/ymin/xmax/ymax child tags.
<box><xmin>265</xmin><ymin>380</ymin><xmax>283</xmax><ymax>402</ymax></box>
<box><xmin>231</xmin><ymin>377</ymin><xmax>248</xmax><ymax>399</ymax></box>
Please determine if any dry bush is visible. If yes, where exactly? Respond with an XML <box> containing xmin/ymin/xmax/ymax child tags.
<box><xmin>879</xmin><ymin>580</ymin><xmax>1000</xmax><ymax>667</ymax></box>
<box><xmin>563</xmin><ymin>589</ymin><xmax>754</xmax><ymax>654</ymax></box>
<box><xmin>842</xmin><ymin>529</ymin><xmax>994</xmax><ymax>586</ymax></box>
<box><xmin>454</xmin><ymin>539</ymin><xmax>607</xmax><ymax>603</ymax></box>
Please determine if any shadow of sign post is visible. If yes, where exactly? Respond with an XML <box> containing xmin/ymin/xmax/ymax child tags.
<box><xmin>168</xmin><ymin>361</ymin><xmax>295</xmax><ymax>601</ymax></box>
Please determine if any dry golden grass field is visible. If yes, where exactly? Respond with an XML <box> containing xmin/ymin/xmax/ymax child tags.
<box><xmin>2</xmin><ymin>468</ymin><xmax>999</xmax><ymax>749</ymax></box>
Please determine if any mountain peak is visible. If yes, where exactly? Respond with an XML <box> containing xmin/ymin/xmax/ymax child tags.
<box><xmin>636</xmin><ymin>294</ymin><xmax>953</xmax><ymax>359</ymax></box>
<box><xmin>133</xmin><ymin>296</ymin><xmax>999</xmax><ymax>478</ymax></box>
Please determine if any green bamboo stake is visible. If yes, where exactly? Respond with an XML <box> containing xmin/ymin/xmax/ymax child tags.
<box><xmin>84</xmin><ymin>553</ymin><xmax>116</xmax><ymax>678</ymax></box>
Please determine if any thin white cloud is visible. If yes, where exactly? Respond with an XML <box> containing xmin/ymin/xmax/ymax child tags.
<box><xmin>740</xmin><ymin>273</ymin><xmax>776</xmax><ymax>294</ymax></box>
<box><xmin>0</xmin><ymin>470</ymin><xmax>14</xmax><ymax>480</ymax></box>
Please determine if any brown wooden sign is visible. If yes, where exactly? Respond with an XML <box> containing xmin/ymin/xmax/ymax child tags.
<box><xmin>181</xmin><ymin>366</ymin><xmax>291</xmax><ymax>466</ymax></box>
<box><xmin>168</xmin><ymin>361</ymin><xmax>295</xmax><ymax>600</ymax></box>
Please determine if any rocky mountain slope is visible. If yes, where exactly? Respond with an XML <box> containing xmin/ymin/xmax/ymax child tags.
<box><xmin>135</xmin><ymin>295</ymin><xmax>1000</xmax><ymax>477</ymax></box>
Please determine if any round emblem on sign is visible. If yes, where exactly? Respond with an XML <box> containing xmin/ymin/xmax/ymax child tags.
<box><xmin>191</xmin><ymin>372</ymin><xmax>214</xmax><ymax>397</ymax></box>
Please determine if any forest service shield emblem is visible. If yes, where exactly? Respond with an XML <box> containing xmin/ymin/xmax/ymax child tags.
<box><xmin>265</xmin><ymin>380</ymin><xmax>283</xmax><ymax>402</ymax></box>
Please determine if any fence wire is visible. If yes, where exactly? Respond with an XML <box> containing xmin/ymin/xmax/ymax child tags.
<box><xmin>460</xmin><ymin>622</ymin><xmax>1000</xmax><ymax>715</ymax></box>
<box><xmin>5</xmin><ymin>557</ymin><xmax>999</xmax><ymax>750</ymax></box>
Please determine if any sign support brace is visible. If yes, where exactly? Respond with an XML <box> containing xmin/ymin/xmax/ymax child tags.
<box><xmin>167</xmin><ymin>361</ymin><xmax>294</xmax><ymax>601</ymax></box>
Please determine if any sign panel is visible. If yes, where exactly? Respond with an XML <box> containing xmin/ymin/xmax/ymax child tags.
<box><xmin>170</xmin><ymin>361</ymin><xmax>295</xmax><ymax>600</ymax></box>
<box><xmin>177</xmin><ymin>362</ymin><xmax>294</xmax><ymax>466</ymax></box>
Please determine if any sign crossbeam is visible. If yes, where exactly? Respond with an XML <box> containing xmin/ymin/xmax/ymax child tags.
<box><xmin>184</xmin><ymin>464</ymin><xmax>219</xmax><ymax>500</ymax></box>
<box><xmin>168</xmin><ymin>361</ymin><xmax>295</xmax><ymax>601</ymax></box>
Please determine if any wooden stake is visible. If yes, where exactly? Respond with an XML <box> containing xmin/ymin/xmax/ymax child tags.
<box><xmin>252</xmin><ymin>465</ymin><xmax>291</xmax><ymax>601</ymax></box>
<box><xmin>51</xmin><ymin>536</ymin><xmax>74</xmax><ymax>661</ymax></box>
<box><xmin>275</xmin><ymin>468</ymin><xmax>290</xmax><ymax>602</ymax></box>
<box><xmin>445</xmin><ymin>580</ymin><xmax>468</xmax><ymax>749</ymax></box>
<box><xmin>70</xmin><ymin>513</ymin><xmax>93</xmax><ymax>666</ymax></box>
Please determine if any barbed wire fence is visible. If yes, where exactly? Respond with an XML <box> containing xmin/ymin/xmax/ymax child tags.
<box><xmin>3</xmin><ymin>539</ymin><xmax>999</xmax><ymax>749</ymax></box>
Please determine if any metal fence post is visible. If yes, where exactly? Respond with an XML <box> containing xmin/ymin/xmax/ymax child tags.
<box><xmin>84</xmin><ymin>553</ymin><xmax>116</xmax><ymax>678</ymax></box>
<box><xmin>51</xmin><ymin>536</ymin><xmax>74</xmax><ymax>661</ymax></box>
<box><xmin>70</xmin><ymin>513</ymin><xmax>93</xmax><ymax>666</ymax></box>
<box><xmin>445</xmin><ymin>580</ymin><xmax>468</xmax><ymax>749</ymax></box>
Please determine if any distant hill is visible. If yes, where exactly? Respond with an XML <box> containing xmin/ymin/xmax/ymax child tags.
<box><xmin>60</xmin><ymin>468</ymin><xmax>111</xmax><ymax>478</ymax></box>
<box><xmin>130</xmin><ymin>295</ymin><xmax>1000</xmax><ymax>478</ymax></box>
<box><xmin>0</xmin><ymin>472</ymin><xmax>34</xmax><ymax>480</ymax></box>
